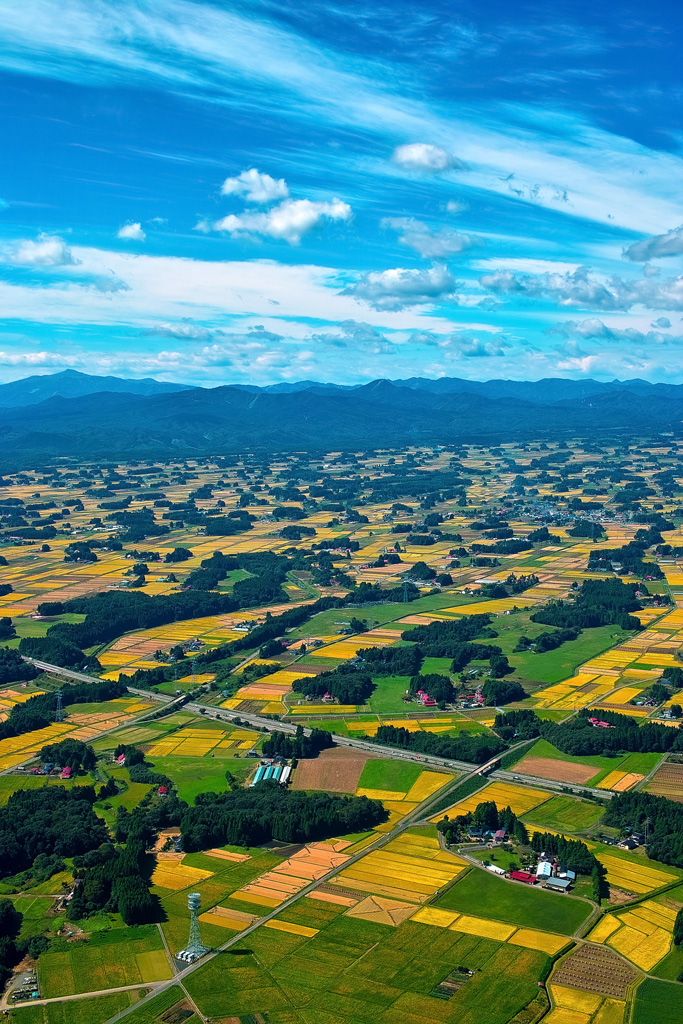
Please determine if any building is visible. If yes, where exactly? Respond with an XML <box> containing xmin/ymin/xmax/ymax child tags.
<box><xmin>544</xmin><ymin>876</ymin><xmax>572</xmax><ymax>892</ymax></box>
<box><xmin>535</xmin><ymin>861</ymin><xmax>553</xmax><ymax>880</ymax></box>
<box><xmin>60</xmin><ymin>766</ymin><xmax>72</xmax><ymax>779</ymax></box>
<box><xmin>509</xmin><ymin>870</ymin><xmax>536</xmax><ymax>885</ymax></box>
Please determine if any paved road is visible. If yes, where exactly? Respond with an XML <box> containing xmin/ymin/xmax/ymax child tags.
<box><xmin>18</xmin><ymin>658</ymin><xmax>614</xmax><ymax>803</ymax></box>
<box><xmin>102</xmin><ymin>758</ymin><xmax>495</xmax><ymax>1024</ymax></box>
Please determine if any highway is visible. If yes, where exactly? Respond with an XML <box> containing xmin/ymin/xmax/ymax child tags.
<box><xmin>19</xmin><ymin>657</ymin><xmax>614</xmax><ymax>801</ymax></box>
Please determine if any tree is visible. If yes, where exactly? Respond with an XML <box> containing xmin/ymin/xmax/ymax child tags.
<box><xmin>513</xmin><ymin>819</ymin><xmax>529</xmax><ymax>844</ymax></box>
<box><xmin>164</xmin><ymin>547</ymin><xmax>193</xmax><ymax>563</ymax></box>
<box><xmin>39</xmin><ymin>738</ymin><xmax>96</xmax><ymax>772</ymax></box>
<box><xmin>0</xmin><ymin>617</ymin><xmax>15</xmax><ymax>641</ymax></box>
<box><xmin>348</xmin><ymin>617</ymin><xmax>368</xmax><ymax>633</ymax></box>
<box><xmin>674</xmin><ymin>907</ymin><xmax>683</xmax><ymax>946</ymax></box>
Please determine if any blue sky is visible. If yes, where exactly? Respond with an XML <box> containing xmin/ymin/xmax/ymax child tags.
<box><xmin>0</xmin><ymin>0</ymin><xmax>682</xmax><ymax>386</ymax></box>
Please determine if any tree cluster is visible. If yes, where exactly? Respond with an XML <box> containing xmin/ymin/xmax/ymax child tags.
<box><xmin>181</xmin><ymin>785</ymin><xmax>386</xmax><ymax>850</ymax></box>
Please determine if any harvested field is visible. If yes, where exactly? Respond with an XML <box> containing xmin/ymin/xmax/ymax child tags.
<box><xmin>514</xmin><ymin>755</ymin><xmax>596</xmax><ymax>785</ymax></box>
<box><xmin>290</xmin><ymin>746</ymin><xmax>371</xmax><ymax>794</ymax></box>
<box><xmin>551</xmin><ymin>945</ymin><xmax>638</xmax><ymax>998</ymax></box>
<box><xmin>345</xmin><ymin>894</ymin><xmax>416</xmax><ymax>926</ymax></box>
<box><xmin>645</xmin><ymin>762</ymin><xmax>683</xmax><ymax>802</ymax></box>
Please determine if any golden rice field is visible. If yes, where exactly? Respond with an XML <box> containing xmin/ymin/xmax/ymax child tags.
<box><xmin>151</xmin><ymin>856</ymin><xmax>214</xmax><ymax>891</ymax></box>
<box><xmin>335</xmin><ymin>831</ymin><xmax>466</xmax><ymax>902</ymax></box>
<box><xmin>587</xmin><ymin>899</ymin><xmax>679</xmax><ymax>970</ymax></box>
<box><xmin>591</xmin><ymin>854</ymin><xmax>676</xmax><ymax>895</ymax></box>
<box><xmin>432</xmin><ymin>781</ymin><xmax>550</xmax><ymax>821</ymax></box>
<box><xmin>545</xmin><ymin>985</ymin><xmax>626</xmax><ymax>1024</ymax></box>
<box><xmin>411</xmin><ymin>905</ymin><xmax>568</xmax><ymax>953</ymax></box>
<box><xmin>145</xmin><ymin>724</ymin><xmax>258</xmax><ymax>757</ymax></box>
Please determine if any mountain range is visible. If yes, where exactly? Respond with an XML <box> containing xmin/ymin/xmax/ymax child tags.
<box><xmin>1</xmin><ymin>370</ymin><xmax>681</xmax><ymax>459</ymax></box>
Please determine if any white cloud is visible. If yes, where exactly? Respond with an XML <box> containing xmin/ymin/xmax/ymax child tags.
<box><xmin>446</xmin><ymin>200</ymin><xmax>467</xmax><ymax>214</ymax></box>
<box><xmin>117</xmin><ymin>222</ymin><xmax>146</xmax><ymax>241</ymax></box>
<box><xmin>392</xmin><ymin>143</ymin><xmax>463</xmax><ymax>173</ymax></box>
<box><xmin>381</xmin><ymin>217</ymin><xmax>479</xmax><ymax>258</ymax></box>
<box><xmin>624</xmin><ymin>225</ymin><xmax>683</xmax><ymax>262</ymax></box>
<box><xmin>2</xmin><ymin>0</ymin><xmax>683</xmax><ymax>235</ymax></box>
<box><xmin>549</xmin><ymin>317</ymin><xmax>680</xmax><ymax>346</ymax></box>
<box><xmin>0</xmin><ymin>245</ymin><xmax>459</xmax><ymax>333</ymax></box>
<box><xmin>0</xmin><ymin>349</ymin><xmax>77</xmax><ymax>366</ymax></box>
<box><xmin>221</xmin><ymin>168</ymin><xmax>289</xmax><ymax>203</ymax></box>
<box><xmin>213</xmin><ymin>197</ymin><xmax>352</xmax><ymax>244</ymax></box>
<box><xmin>7</xmin><ymin>233</ymin><xmax>78</xmax><ymax>267</ymax></box>
<box><xmin>480</xmin><ymin>265</ymin><xmax>683</xmax><ymax>311</ymax></box>
<box><xmin>310</xmin><ymin>319</ymin><xmax>395</xmax><ymax>353</ymax></box>
<box><xmin>146</xmin><ymin>320</ymin><xmax>214</xmax><ymax>341</ymax></box>
<box><xmin>344</xmin><ymin>265</ymin><xmax>458</xmax><ymax>310</ymax></box>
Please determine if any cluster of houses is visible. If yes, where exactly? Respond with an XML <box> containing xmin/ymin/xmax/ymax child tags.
<box><xmin>29</xmin><ymin>762</ymin><xmax>72</xmax><ymax>779</ymax></box>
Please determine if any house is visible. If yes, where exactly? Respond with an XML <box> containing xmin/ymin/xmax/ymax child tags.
<box><xmin>618</xmin><ymin>838</ymin><xmax>639</xmax><ymax>851</ymax></box>
<box><xmin>487</xmin><ymin>864</ymin><xmax>506</xmax><ymax>875</ymax></box>
<box><xmin>158</xmin><ymin>786</ymin><xmax>168</xmax><ymax>796</ymax></box>
<box><xmin>535</xmin><ymin>861</ymin><xmax>553</xmax><ymax>879</ymax></box>
<box><xmin>60</xmin><ymin>766</ymin><xmax>72</xmax><ymax>779</ymax></box>
<box><xmin>493</xmin><ymin>829</ymin><xmax>506</xmax><ymax>842</ymax></box>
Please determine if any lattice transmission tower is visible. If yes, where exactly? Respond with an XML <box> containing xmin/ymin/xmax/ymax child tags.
<box><xmin>176</xmin><ymin>892</ymin><xmax>210</xmax><ymax>963</ymax></box>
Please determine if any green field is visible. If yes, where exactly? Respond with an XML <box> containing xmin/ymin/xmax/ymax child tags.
<box><xmin>368</xmin><ymin>674</ymin><xmax>411</xmax><ymax>713</ymax></box>
<box><xmin>435</xmin><ymin>866</ymin><xmax>592</xmax><ymax>934</ymax></box>
<box><xmin>37</xmin><ymin>925</ymin><xmax>172</xmax><ymax>997</ymax></box>
<box><xmin>632</xmin><ymin>977</ymin><xmax>683</xmax><ymax>1024</ymax></box>
<box><xmin>357</xmin><ymin>758</ymin><xmax>423</xmax><ymax>792</ymax></box>
<box><xmin>9</xmin><ymin>991</ymin><xmax>135</xmax><ymax>1024</ymax></box>
<box><xmin>521</xmin><ymin>795</ymin><xmax>605</xmax><ymax>832</ymax></box>
<box><xmin>109</xmin><ymin>986</ymin><xmax>188</xmax><ymax>1024</ymax></box>
<box><xmin>460</xmin><ymin>615</ymin><xmax>628</xmax><ymax>686</ymax></box>
<box><xmin>147</xmin><ymin>754</ymin><xmax>252</xmax><ymax>802</ymax></box>
<box><xmin>0</xmin><ymin>774</ymin><xmax>95</xmax><ymax>806</ymax></box>
<box><xmin>185</xmin><ymin>909</ymin><xmax>550</xmax><ymax>1024</ymax></box>
<box><xmin>513</xmin><ymin>737</ymin><xmax>628</xmax><ymax>776</ymax></box>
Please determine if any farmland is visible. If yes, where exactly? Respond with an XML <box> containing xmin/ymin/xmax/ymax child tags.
<box><xmin>434</xmin><ymin>866</ymin><xmax>592</xmax><ymax>934</ymax></box>
<box><xmin>2</xmin><ymin>440</ymin><xmax>683</xmax><ymax>1022</ymax></box>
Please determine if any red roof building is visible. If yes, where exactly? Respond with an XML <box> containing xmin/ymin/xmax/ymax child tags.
<box><xmin>509</xmin><ymin>870</ymin><xmax>536</xmax><ymax>884</ymax></box>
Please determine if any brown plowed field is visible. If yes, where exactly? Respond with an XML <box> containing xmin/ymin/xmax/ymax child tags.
<box><xmin>645</xmin><ymin>762</ymin><xmax>683</xmax><ymax>802</ymax></box>
<box><xmin>291</xmin><ymin>746</ymin><xmax>373</xmax><ymax>793</ymax></box>
<box><xmin>514</xmin><ymin>755</ymin><xmax>595</xmax><ymax>785</ymax></box>
<box><xmin>552</xmin><ymin>945</ymin><xmax>637</xmax><ymax>998</ymax></box>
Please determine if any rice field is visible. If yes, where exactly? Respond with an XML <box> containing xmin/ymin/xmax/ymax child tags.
<box><xmin>587</xmin><ymin>899</ymin><xmax>679</xmax><ymax>970</ymax></box>
<box><xmin>433</xmin><ymin>781</ymin><xmax>551</xmax><ymax>820</ymax></box>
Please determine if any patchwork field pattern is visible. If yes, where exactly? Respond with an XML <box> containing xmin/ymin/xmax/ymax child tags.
<box><xmin>588</xmin><ymin>899</ymin><xmax>679</xmax><ymax>970</ymax></box>
<box><xmin>335</xmin><ymin>830</ymin><xmax>466</xmax><ymax>903</ymax></box>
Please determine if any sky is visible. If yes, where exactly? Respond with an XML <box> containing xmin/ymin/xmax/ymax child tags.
<box><xmin>0</xmin><ymin>0</ymin><xmax>683</xmax><ymax>387</ymax></box>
